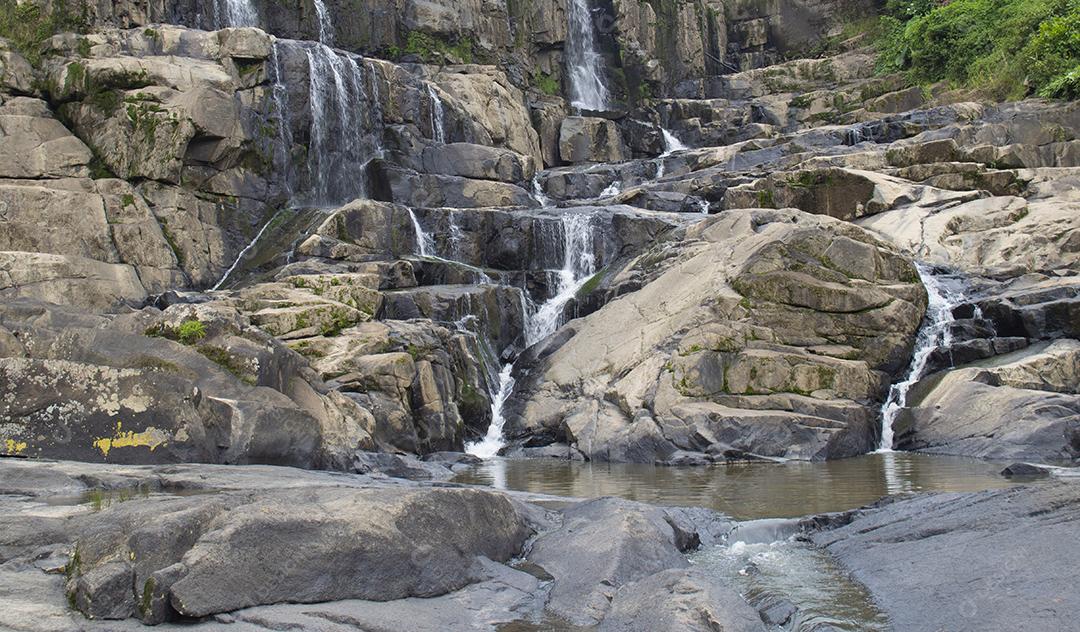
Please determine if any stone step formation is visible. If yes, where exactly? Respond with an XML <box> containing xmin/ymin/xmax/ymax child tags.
<box><xmin>0</xmin><ymin>0</ymin><xmax>1077</xmax><ymax>629</ymax></box>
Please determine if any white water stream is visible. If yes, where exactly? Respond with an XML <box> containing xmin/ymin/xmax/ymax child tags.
<box><xmin>211</xmin><ymin>210</ymin><xmax>284</xmax><ymax>290</ymax></box>
<box><xmin>215</xmin><ymin>0</ymin><xmax>259</xmax><ymax>27</ymax></box>
<box><xmin>566</xmin><ymin>0</ymin><xmax>609</xmax><ymax>111</ymax></box>
<box><xmin>313</xmin><ymin>0</ymin><xmax>334</xmax><ymax>44</ymax></box>
<box><xmin>878</xmin><ymin>263</ymin><xmax>965</xmax><ymax>451</ymax></box>
<box><xmin>467</xmin><ymin>212</ymin><xmax>600</xmax><ymax>458</ymax></box>
<box><xmin>427</xmin><ymin>84</ymin><xmax>447</xmax><ymax>144</ymax></box>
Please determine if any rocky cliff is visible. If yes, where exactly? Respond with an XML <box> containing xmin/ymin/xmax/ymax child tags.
<box><xmin>0</xmin><ymin>0</ymin><xmax>1077</xmax><ymax>471</ymax></box>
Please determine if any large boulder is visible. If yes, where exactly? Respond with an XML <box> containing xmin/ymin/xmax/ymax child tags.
<box><xmin>505</xmin><ymin>209</ymin><xmax>926</xmax><ymax>463</ymax></box>
<box><xmin>560</xmin><ymin>116</ymin><xmax>630</xmax><ymax>165</ymax></box>
<box><xmin>894</xmin><ymin>340</ymin><xmax>1080</xmax><ymax>461</ymax></box>
<box><xmin>63</xmin><ymin>485</ymin><xmax>531</xmax><ymax>622</ymax></box>
<box><xmin>599</xmin><ymin>568</ymin><xmax>764</xmax><ymax>632</ymax></box>
<box><xmin>527</xmin><ymin>497</ymin><xmax>713</xmax><ymax>626</ymax></box>
<box><xmin>0</xmin><ymin>300</ymin><xmax>375</xmax><ymax>468</ymax></box>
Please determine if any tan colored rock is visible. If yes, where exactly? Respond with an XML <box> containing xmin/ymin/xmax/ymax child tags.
<box><xmin>433</xmin><ymin>66</ymin><xmax>542</xmax><ymax>165</ymax></box>
<box><xmin>0</xmin><ymin>98</ymin><xmax>91</xmax><ymax>178</ymax></box>
<box><xmin>896</xmin><ymin>340</ymin><xmax>1080</xmax><ymax>461</ymax></box>
<box><xmin>0</xmin><ymin>252</ymin><xmax>146</xmax><ymax>309</ymax></box>
<box><xmin>560</xmin><ymin>116</ymin><xmax>629</xmax><ymax>164</ymax></box>
<box><xmin>506</xmin><ymin>209</ymin><xmax>925</xmax><ymax>463</ymax></box>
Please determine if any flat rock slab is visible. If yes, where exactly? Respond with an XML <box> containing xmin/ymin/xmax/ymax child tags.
<box><xmin>812</xmin><ymin>482</ymin><xmax>1080</xmax><ymax>631</ymax></box>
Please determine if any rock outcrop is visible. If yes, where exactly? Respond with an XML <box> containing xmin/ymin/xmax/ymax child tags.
<box><xmin>505</xmin><ymin>209</ymin><xmax>926</xmax><ymax>463</ymax></box>
<box><xmin>813</xmin><ymin>482</ymin><xmax>1080</xmax><ymax>632</ymax></box>
<box><xmin>0</xmin><ymin>459</ymin><xmax>745</xmax><ymax>630</ymax></box>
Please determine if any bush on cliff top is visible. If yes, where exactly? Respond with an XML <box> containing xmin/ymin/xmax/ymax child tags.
<box><xmin>0</xmin><ymin>1</ymin><xmax>85</xmax><ymax>66</ymax></box>
<box><xmin>876</xmin><ymin>0</ymin><xmax>1080</xmax><ymax>99</ymax></box>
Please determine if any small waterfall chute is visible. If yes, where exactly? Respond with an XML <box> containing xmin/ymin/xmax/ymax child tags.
<box><xmin>566</xmin><ymin>0</ymin><xmax>609</xmax><ymax>111</ymax></box>
<box><xmin>661</xmin><ymin>128</ymin><xmax>688</xmax><ymax>155</ymax></box>
<box><xmin>407</xmin><ymin>208</ymin><xmax>436</xmax><ymax>257</ymax></box>
<box><xmin>427</xmin><ymin>84</ymin><xmax>447</xmax><ymax>144</ymax></box>
<box><xmin>878</xmin><ymin>263</ymin><xmax>965</xmax><ymax>451</ymax></box>
<box><xmin>211</xmin><ymin>209</ymin><xmax>285</xmax><ymax>291</ymax></box>
<box><xmin>313</xmin><ymin>0</ymin><xmax>334</xmax><ymax>44</ymax></box>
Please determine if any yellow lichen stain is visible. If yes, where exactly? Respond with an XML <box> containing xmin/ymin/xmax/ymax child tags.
<box><xmin>4</xmin><ymin>439</ymin><xmax>28</xmax><ymax>455</ymax></box>
<box><xmin>92</xmin><ymin>422</ymin><xmax>168</xmax><ymax>458</ymax></box>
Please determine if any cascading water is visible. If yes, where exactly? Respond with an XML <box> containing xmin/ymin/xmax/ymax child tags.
<box><xmin>661</xmin><ymin>128</ymin><xmax>688</xmax><ymax>154</ymax></box>
<box><xmin>466</xmin><ymin>212</ymin><xmax>600</xmax><ymax>458</ymax></box>
<box><xmin>600</xmin><ymin>180</ymin><xmax>622</xmax><ymax>197</ymax></box>
<box><xmin>215</xmin><ymin>0</ymin><xmax>259</xmax><ymax>27</ymax></box>
<box><xmin>407</xmin><ymin>208</ymin><xmax>436</xmax><ymax>257</ymax></box>
<box><xmin>289</xmin><ymin>42</ymin><xmax>382</xmax><ymax>208</ymax></box>
<box><xmin>467</xmin><ymin>365</ymin><xmax>517</xmax><ymax>459</ymax></box>
<box><xmin>531</xmin><ymin>174</ymin><xmax>553</xmax><ymax>207</ymax></box>
<box><xmin>313</xmin><ymin>0</ymin><xmax>334</xmax><ymax>44</ymax></box>
<box><xmin>427</xmin><ymin>84</ymin><xmax>447</xmax><ymax>144</ymax></box>
<box><xmin>878</xmin><ymin>263</ymin><xmax>963</xmax><ymax>451</ymax></box>
<box><xmin>446</xmin><ymin>210</ymin><xmax>465</xmax><ymax>258</ymax></box>
<box><xmin>527</xmin><ymin>213</ymin><xmax>598</xmax><ymax>346</ymax></box>
<box><xmin>566</xmin><ymin>0</ymin><xmax>609</xmax><ymax>111</ymax></box>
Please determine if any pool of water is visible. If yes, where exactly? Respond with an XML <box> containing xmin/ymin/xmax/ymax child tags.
<box><xmin>452</xmin><ymin>452</ymin><xmax>1019</xmax><ymax>520</ymax></box>
<box><xmin>459</xmin><ymin>452</ymin><xmax>1025</xmax><ymax>631</ymax></box>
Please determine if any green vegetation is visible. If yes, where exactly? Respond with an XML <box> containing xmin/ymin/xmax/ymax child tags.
<box><xmin>876</xmin><ymin>0</ymin><xmax>1080</xmax><ymax>99</ymax></box>
<box><xmin>147</xmin><ymin>318</ymin><xmax>207</xmax><ymax>345</ymax></box>
<box><xmin>391</xmin><ymin>31</ymin><xmax>475</xmax><ymax>64</ymax></box>
<box><xmin>176</xmin><ymin>319</ymin><xmax>207</xmax><ymax>345</ymax></box>
<box><xmin>0</xmin><ymin>1</ymin><xmax>86</xmax><ymax>66</ymax></box>
<box><xmin>533</xmin><ymin>71</ymin><xmax>560</xmax><ymax>96</ymax></box>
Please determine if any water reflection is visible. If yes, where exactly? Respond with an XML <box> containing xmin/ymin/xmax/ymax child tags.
<box><xmin>453</xmin><ymin>453</ymin><xmax>1017</xmax><ymax>520</ymax></box>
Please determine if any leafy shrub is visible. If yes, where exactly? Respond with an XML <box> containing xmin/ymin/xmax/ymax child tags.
<box><xmin>0</xmin><ymin>1</ymin><xmax>85</xmax><ymax>66</ymax></box>
<box><xmin>176</xmin><ymin>320</ymin><xmax>207</xmax><ymax>345</ymax></box>
<box><xmin>876</xmin><ymin>0</ymin><xmax>1080</xmax><ymax>100</ymax></box>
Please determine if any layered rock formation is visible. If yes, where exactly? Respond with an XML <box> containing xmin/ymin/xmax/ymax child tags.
<box><xmin>1</xmin><ymin>0</ymin><xmax>1077</xmax><ymax>470</ymax></box>
<box><xmin>504</xmin><ymin>209</ymin><xmax>926</xmax><ymax>463</ymax></box>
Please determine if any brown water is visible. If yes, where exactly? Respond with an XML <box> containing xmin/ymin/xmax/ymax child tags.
<box><xmin>453</xmin><ymin>452</ymin><xmax>1019</xmax><ymax>520</ymax></box>
<box><xmin>458</xmin><ymin>452</ymin><xmax>1023</xmax><ymax>631</ymax></box>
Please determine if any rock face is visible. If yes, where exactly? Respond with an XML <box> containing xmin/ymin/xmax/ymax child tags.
<box><xmin>506</xmin><ymin>209</ymin><xmax>926</xmax><ymax>463</ymax></box>
<box><xmin>813</xmin><ymin>483</ymin><xmax>1080</xmax><ymax>632</ymax></box>
<box><xmin>527</xmin><ymin>497</ymin><xmax>697</xmax><ymax>626</ymax></box>
<box><xmin>894</xmin><ymin>340</ymin><xmax>1080</xmax><ymax>461</ymax></box>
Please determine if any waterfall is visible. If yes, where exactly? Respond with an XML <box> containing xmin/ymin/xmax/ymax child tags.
<box><xmin>661</xmin><ymin>128</ymin><xmax>688</xmax><ymax>154</ymax></box>
<box><xmin>313</xmin><ymin>0</ymin><xmax>334</xmax><ymax>45</ymax></box>
<box><xmin>531</xmin><ymin>174</ymin><xmax>553</xmax><ymax>207</ymax></box>
<box><xmin>466</xmin><ymin>365</ymin><xmax>516</xmax><ymax>459</ymax></box>
<box><xmin>878</xmin><ymin>263</ymin><xmax>963</xmax><ymax>451</ymax></box>
<box><xmin>407</xmin><ymin>208</ymin><xmax>436</xmax><ymax>257</ymax></box>
<box><xmin>566</xmin><ymin>0</ymin><xmax>609</xmax><ymax>111</ymax></box>
<box><xmin>600</xmin><ymin>180</ymin><xmax>622</xmax><ymax>197</ymax></box>
<box><xmin>301</xmin><ymin>43</ymin><xmax>376</xmax><ymax>207</ymax></box>
<box><xmin>215</xmin><ymin>0</ymin><xmax>259</xmax><ymax>28</ymax></box>
<box><xmin>268</xmin><ymin>44</ymin><xmax>295</xmax><ymax>197</ymax></box>
<box><xmin>526</xmin><ymin>212</ymin><xmax>598</xmax><ymax>345</ymax></box>
<box><xmin>427</xmin><ymin>84</ymin><xmax>447</xmax><ymax>144</ymax></box>
<box><xmin>211</xmin><ymin>209</ymin><xmax>284</xmax><ymax>291</ymax></box>
<box><xmin>466</xmin><ymin>212</ymin><xmax>600</xmax><ymax>458</ymax></box>
<box><xmin>447</xmin><ymin>210</ymin><xmax>465</xmax><ymax>258</ymax></box>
